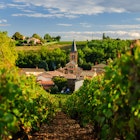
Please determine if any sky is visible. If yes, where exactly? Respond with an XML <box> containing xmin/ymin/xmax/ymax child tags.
<box><xmin>1</xmin><ymin>0</ymin><xmax>140</xmax><ymax>41</ymax></box>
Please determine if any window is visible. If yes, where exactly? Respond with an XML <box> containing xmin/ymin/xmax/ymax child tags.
<box><xmin>72</xmin><ymin>55</ymin><xmax>75</xmax><ymax>60</ymax></box>
<box><xmin>69</xmin><ymin>70</ymin><xmax>73</xmax><ymax>73</ymax></box>
<box><xmin>69</xmin><ymin>66</ymin><xmax>73</xmax><ymax>68</ymax></box>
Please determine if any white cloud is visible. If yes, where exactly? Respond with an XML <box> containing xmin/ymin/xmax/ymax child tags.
<box><xmin>0</xmin><ymin>19</ymin><xmax>7</xmax><ymax>23</ymax></box>
<box><xmin>2</xmin><ymin>0</ymin><xmax>140</xmax><ymax>41</ymax></box>
<box><xmin>129</xmin><ymin>32</ymin><xmax>140</xmax><ymax>38</ymax></box>
<box><xmin>0</xmin><ymin>19</ymin><xmax>10</xmax><ymax>26</ymax></box>
<box><xmin>12</xmin><ymin>10</ymin><xmax>78</xmax><ymax>18</ymax></box>
<box><xmin>50</xmin><ymin>30</ymin><xmax>140</xmax><ymax>41</ymax></box>
<box><xmin>12</xmin><ymin>0</ymin><xmax>140</xmax><ymax>18</ymax></box>
<box><xmin>57</xmin><ymin>23</ymin><xmax>72</xmax><ymax>27</ymax></box>
<box><xmin>107</xmin><ymin>7</ymin><xmax>126</xmax><ymax>13</ymax></box>
<box><xmin>107</xmin><ymin>24</ymin><xmax>140</xmax><ymax>30</ymax></box>
<box><xmin>136</xmin><ymin>18</ymin><xmax>140</xmax><ymax>21</ymax></box>
<box><xmin>0</xmin><ymin>3</ymin><xmax>5</xmax><ymax>9</ymax></box>
<box><xmin>80</xmin><ymin>23</ymin><xmax>91</xmax><ymax>28</ymax></box>
<box><xmin>7</xmin><ymin>3</ymin><xmax>30</xmax><ymax>10</ymax></box>
<box><xmin>21</xmin><ymin>9</ymin><xmax>35</xmax><ymax>13</ymax></box>
<box><xmin>12</xmin><ymin>13</ymin><xmax>62</xmax><ymax>18</ymax></box>
<box><xmin>11</xmin><ymin>1</ymin><xmax>103</xmax><ymax>18</ymax></box>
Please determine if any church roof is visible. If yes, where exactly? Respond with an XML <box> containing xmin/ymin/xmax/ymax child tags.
<box><xmin>92</xmin><ymin>63</ymin><xmax>107</xmax><ymax>69</ymax></box>
<box><xmin>66</xmin><ymin>61</ymin><xmax>77</xmax><ymax>66</ymax></box>
<box><xmin>71</xmin><ymin>40</ymin><xmax>77</xmax><ymax>52</ymax></box>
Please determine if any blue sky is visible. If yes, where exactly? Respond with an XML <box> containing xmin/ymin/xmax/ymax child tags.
<box><xmin>0</xmin><ymin>0</ymin><xmax>140</xmax><ymax>41</ymax></box>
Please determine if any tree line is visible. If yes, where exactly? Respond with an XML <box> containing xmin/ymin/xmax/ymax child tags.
<box><xmin>16</xmin><ymin>38</ymin><xmax>132</xmax><ymax>70</ymax></box>
<box><xmin>12</xmin><ymin>32</ymin><xmax>61</xmax><ymax>46</ymax></box>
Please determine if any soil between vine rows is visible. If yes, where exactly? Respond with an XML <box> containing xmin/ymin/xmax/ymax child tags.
<box><xmin>30</xmin><ymin>111</ymin><xmax>96</xmax><ymax>140</ymax></box>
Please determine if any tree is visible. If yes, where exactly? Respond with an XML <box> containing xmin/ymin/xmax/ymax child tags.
<box><xmin>0</xmin><ymin>32</ymin><xmax>17</xmax><ymax>68</ymax></box>
<box><xmin>102</xmin><ymin>33</ymin><xmax>110</xmax><ymax>40</ymax></box>
<box><xmin>12</xmin><ymin>32</ymin><xmax>24</xmax><ymax>40</ymax></box>
<box><xmin>32</xmin><ymin>33</ymin><xmax>41</xmax><ymax>40</ymax></box>
<box><xmin>52</xmin><ymin>76</ymin><xmax>68</xmax><ymax>92</ymax></box>
<box><xmin>38</xmin><ymin>60</ymin><xmax>49</xmax><ymax>71</ymax></box>
<box><xmin>55</xmin><ymin>36</ymin><xmax>61</xmax><ymax>42</ymax></box>
<box><xmin>31</xmin><ymin>33</ymin><xmax>44</xmax><ymax>44</ymax></box>
<box><xmin>102</xmin><ymin>33</ymin><xmax>106</xmax><ymax>40</ymax></box>
<box><xmin>44</xmin><ymin>33</ymin><xmax>52</xmax><ymax>42</ymax></box>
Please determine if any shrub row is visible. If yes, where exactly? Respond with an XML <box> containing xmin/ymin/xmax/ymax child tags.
<box><xmin>0</xmin><ymin>68</ymin><xmax>57</xmax><ymax>139</ymax></box>
<box><xmin>63</xmin><ymin>45</ymin><xmax>140</xmax><ymax>140</ymax></box>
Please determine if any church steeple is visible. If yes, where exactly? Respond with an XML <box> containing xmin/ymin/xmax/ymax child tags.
<box><xmin>70</xmin><ymin>40</ymin><xmax>78</xmax><ymax>64</ymax></box>
<box><xmin>71</xmin><ymin>40</ymin><xmax>77</xmax><ymax>52</ymax></box>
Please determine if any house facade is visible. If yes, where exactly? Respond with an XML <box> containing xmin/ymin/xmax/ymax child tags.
<box><xmin>27</xmin><ymin>37</ymin><xmax>41</xmax><ymax>45</ymax></box>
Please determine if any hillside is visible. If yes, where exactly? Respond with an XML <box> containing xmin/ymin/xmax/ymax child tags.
<box><xmin>16</xmin><ymin>41</ymin><xmax>87</xmax><ymax>52</ymax></box>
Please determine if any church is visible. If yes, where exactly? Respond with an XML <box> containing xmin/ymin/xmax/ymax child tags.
<box><xmin>57</xmin><ymin>40</ymin><xmax>107</xmax><ymax>80</ymax></box>
<box><xmin>57</xmin><ymin>40</ymin><xmax>83</xmax><ymax>78</ymax></box>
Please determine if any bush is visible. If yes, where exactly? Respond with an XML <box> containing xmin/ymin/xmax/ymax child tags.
<box><xmin>63</xmin><ymin>44</ymin><xmax>140</xmax><ymax>140</ymax></box>
<box><xmin>0</xmin><ymin>68</ymin><xmax>57</xmax><ymax>139</ymax></box>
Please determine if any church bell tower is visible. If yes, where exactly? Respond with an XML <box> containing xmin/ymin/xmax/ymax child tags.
<box><xmin>70</xmin><ymin>40</ymin><xmax>78</xmax><ymax>64</ymax></box>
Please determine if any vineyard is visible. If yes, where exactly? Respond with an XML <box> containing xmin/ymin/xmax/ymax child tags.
<box><xmin>0</xmin><ymin>31</ymin><xmax>140</xmax><ymax>139</ymax></box>
<box><xmin>62</xmin><ymin>42</ymin><xmax>140</xmax><ymax>140</ymax></box>
<box><xmin>0</xmin><ymin>32</ymin><xmax>58</xmax><ymax>139</ymax></box>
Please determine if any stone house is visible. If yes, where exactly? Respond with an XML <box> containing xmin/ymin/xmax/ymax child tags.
<box><xmin>27</xmin><ymin>37</ymin><xmax>41</xmax><ymax>45</ymax></box>
<box><xmin>21</xmin><ymin>68</ymin><xmax>45</xmax><ymax>76</ymax></box>
<box><xmin>91</xmin><ymin>63</ymin><xmax>107</xmax><ymax>74</ymax></box>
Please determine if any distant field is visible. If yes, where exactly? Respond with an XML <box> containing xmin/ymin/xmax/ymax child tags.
<box><xmin>16</xmin><ymin>41</ymin><xmax>87</xmax><ymax>52</ymax></box>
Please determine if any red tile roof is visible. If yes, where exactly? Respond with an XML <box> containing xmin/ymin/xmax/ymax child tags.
<box><xmin>39</xmin><ymin>80</ymin><xmax>54</xmax><ymax>85</ymax></box>
<box><xmin>46</xmin><ymin>70</ymin><xmax>65</xmax><ymax>77</ymax></box>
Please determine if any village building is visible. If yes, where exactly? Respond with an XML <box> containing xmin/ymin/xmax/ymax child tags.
<box><xmin>91</xmin><ymin>63</ymin><xmax>107</xmax><ymax>74</ymax></box>
<box><xmin>21</xmin><ymin>68</ymin><xmax>45</xmax><ymax>76</ymax></box>
<box><xmin>27</xmin><ymin>37</ymin><xmax>41</xmax><ymax>45</ymax></box>
<box><xmin>20</xmin><ymin>40</ymin><xmax>107</xmax><ymax>92</ymax></box>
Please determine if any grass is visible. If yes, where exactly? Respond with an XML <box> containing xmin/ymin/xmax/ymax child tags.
<box><xmin>51</xmin><ymin>93</ymin><xmax>71</xmax><ymax>111</ymax></box>
<box><xmin>16</xmin><ymin>41</ymin><xmax>87</xmax><ymax>52</ymax></box>
<box><xmin>16</xmin><ymin>46</ymin><xmax>42</xmax><ymax>51</ymax></box>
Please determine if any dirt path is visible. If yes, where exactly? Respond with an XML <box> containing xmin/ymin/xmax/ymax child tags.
<box><xmin>31</xmin><ymin>111</ymin><xmax>95</xmax><ymax>140</ymax></box>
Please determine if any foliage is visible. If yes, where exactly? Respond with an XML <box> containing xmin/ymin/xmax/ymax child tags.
<box><xmin>55</xmin><ymin>36</ymin><xmax>61</xmax><ymax>42</ymax></box>
<box><xmin>44</xmin><ymin>34</ymin><xmax>52</xmax><ymax>42</ymax></box>
<box><xmin>44</xmin><ymin>34</ymin><xmax>61</xmax><ymax>42</ymax></box>
<box><xmin>63</xmin><ymin>43</ymin><xmax>140</xmax><ymax>140</ymax></box>
<box><xmin>38</xmin><ymin>60</ymin><xmax>49</xmax><ymax>71</ymax></box>
<box><xmin>62</xmin><ymin>79</ymin><xmax>92</xmax><ymax>125</ymax></box>
<box><xmin>12</xmin><ymin>32</ymin><xmax>24</xmax><ymax>41</ymax></box>
<box><xmin>0</xmin><ymin>32</ymin><xmax>17</xmax><ymax>68</ymax></box>
<box><xmin>16</xmin><ymin>47</ymin><xmax>67</xmax><ymax>70</ymax></box>
<box><xmin>16</xmin><ymin>39</ymin><xmax>131</xmax><ymax>70</ymax></box>
<box><xmin>32</xmin><ymin>33</ymin><xmax>41</xmax><ymax>40</ymax></box>
<box><xmin>11</xmin><ymin>32</ymin><xmax>61</xmax><ymax>46</ymax></box>
<box><xmin>0</xmin><ymin>68</ymin><xmax>57</xmax><ymax>139</ymax></box>
<box><xmin>52</xmin><ymin>76</ymin><xmax>68</xmax><ymax>92</ymax></box>
<box><xmin>50</xmin><ymin>85</ymin><xmax>59</xmax><ymax>94</ymax></box>
<box><xmin>0</xmin><ymin>32</ymin><xmax>58</xmax><ymax>139</ymax></box>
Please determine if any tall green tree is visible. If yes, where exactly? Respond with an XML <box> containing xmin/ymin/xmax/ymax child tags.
<box><xmin>52</xmin><ymin>76</ymin><xmax>68</xmax><ymax>92</ymax></box>
<box><xmin>44</xmin><ymin>33</ymin><xmax>52</xmax><ymax>42</ymax></box>
<box><xmin>12</xmin><ymin>32</ymin><xmax>24</xmax><ymax>40</ymax></box>
<box><xmin>55</xmin><ymin>36</ymin><xmax>61</xmax><ymax>42</ymax></box>
<box><xmin>32</xmin><ymin>33</ymin><xmax>41</xmax><ymax>39</ymax></box>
